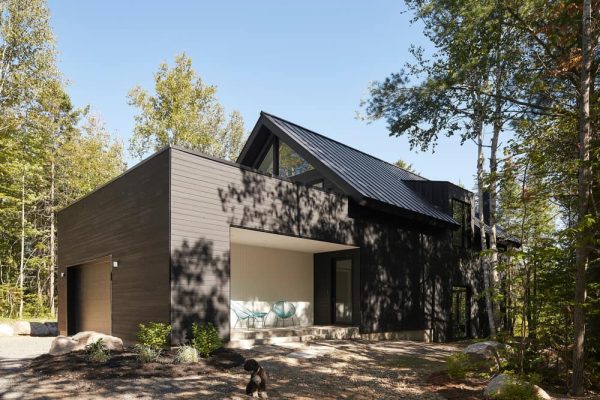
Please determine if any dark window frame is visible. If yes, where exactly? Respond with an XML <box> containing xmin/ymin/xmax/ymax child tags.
<box><xmin>254</xmin><ymin>136</ymin><xmax>279</xmax><ymax>174</ymax></box>
<box><xmin>451</xmin><ymin>198</ymin><xmax>472</xmax><ymax>248</ymax></box>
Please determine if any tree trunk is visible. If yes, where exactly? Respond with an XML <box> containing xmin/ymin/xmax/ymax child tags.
<box><xmin>49</xmin><ymin>160</ymin><xmax>56</xmax><ymax>316</ymax></box>
<box><xmin>18</xmin><ymin>172</ymin><xmax>25</xmax><ymax>319</ymax></box>
<box><xmin>571</xmin><ymin>0</ymin><xmax>592</xmax><ymax>394</ymax></box>
<box><xmin>477</xmin><ymin>106</ymin><xmax>496</xmax><ymax>338</ymax></box>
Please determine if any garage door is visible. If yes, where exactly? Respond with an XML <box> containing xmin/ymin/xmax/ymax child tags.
<box><xmin>67</xmin><ymin>259</ymin><xmax>112</xmax><ymax>335</ymax></box>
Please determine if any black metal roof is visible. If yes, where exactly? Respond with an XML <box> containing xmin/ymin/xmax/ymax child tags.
<box><xmin>255</xmin><ymin>112</ymin><xmax>459</xmax><ymax>226</ymax></box>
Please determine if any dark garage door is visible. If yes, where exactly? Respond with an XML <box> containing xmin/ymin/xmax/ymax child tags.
<box><xmin>67</xmin><ymin>259</ymin><xmax>112</xmax><ymax>335</ymax></box>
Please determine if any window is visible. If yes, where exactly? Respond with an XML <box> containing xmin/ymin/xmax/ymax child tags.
<box><xmin>310</xmin><ymin>180</ymin><xmax>324</xmax><ymax>189</ymax></box>
<box><xmin>452</xmin><ymin>199</ymin><xmax>472</xmax><ymax>248</ymax></box>
<box><xmin>257</xmin><ymin>143</ymin><xmax>274</xmax><ymax>174</ymax></box>
<box><xmin>451</xmin><ymin>286</ymin><xmax>468</xmax><ymax>339</ymax></box>
<box><xmin>278</xmin><ymin>142</ymin><xmax>313</xmax><ymax>177</ymax></box>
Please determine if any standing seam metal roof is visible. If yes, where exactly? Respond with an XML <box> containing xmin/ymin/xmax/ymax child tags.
<box><xmin>262</xmin><ymin>113</ymin><xmax>458</xmax><ymax>225</ymax></box>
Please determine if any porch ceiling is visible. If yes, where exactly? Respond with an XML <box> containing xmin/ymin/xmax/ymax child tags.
<box><xmin>230</xmin><ymin>227</ymin><xmax>356</xmax><ymax>253</ymax></box>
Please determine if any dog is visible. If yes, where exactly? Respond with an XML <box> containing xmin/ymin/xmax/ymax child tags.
<box><xmin>244</xmin><ymin>358</ymin><xmax>268</xmax><ymax>398</ymax></box>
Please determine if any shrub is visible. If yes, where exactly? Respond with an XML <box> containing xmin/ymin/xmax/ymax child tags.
<box><xmin>85</xmin><ymin>338</ymin><xmax>110</xmax><ymax>363</ymax></box>
<box><xmin>174</xmin><ymin>345</ymin><xmax>199</xmax><ymax>364</ymax></box>
<box><xmin>134</xmin><ymin>344</ymin><xmax>162</xmax><ymax>363</ymax></box>
<box><xmin>136</xmin><ymin>322</ymin><xmax>171</xmax><ymax>350</ymax></box>
<box><xmin>447</xmin><ymin>352</ymin><xmax>472</xmax><ymax>378</ymax></box>
<box><xmin>491</xmin><ymin>381</ymin><xmax>538</xmax><ymax>400</ymax></box>
<box><xmin>191</xmin><ymin>322</ymin><xmax>222</xmax><ymax>358</ymax></box>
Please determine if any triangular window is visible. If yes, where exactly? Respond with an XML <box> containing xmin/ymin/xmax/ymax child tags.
<box><xmin>278</xmin><ymin>142</ymin><xmax>314</xmax><ymax>177</ymax></box>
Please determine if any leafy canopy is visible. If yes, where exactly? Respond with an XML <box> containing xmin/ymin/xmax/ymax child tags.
<box><xmin>128</xmin><ymin>53</ymin><xmax>245</xmax><ymax>161</ymax></box>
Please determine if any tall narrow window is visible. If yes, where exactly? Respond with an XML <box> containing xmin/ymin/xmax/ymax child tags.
<box><xmin>451</xmin><ymin>286</ymin><xmax>468</xmax><ymax>339</ymax></box>
<box><xmin>257</xmin><ymin>143</ymin><xmax>274</xmax><ymax>174</ymax></box>
<box><xmin>452</xmin><ymin>199</ymin><xmax>472</xmax><ymax>248</ymax></box>
<box><xmin>278</xmin><ymin>142</ymin><xmax>313</xmax><ymax>178</ymax></box>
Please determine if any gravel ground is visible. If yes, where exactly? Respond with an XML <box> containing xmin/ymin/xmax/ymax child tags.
<box><xmin>0</xmin><ymin>338</ymin><xmax>456</xmax><ymax>399</ymax></box>
<box><xmin>0</xmin><ymin>336</ymin><xmax>55</xmax><ymax>359</ymax></box>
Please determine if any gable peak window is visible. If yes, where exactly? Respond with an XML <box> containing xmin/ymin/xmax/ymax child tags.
<box><xmin>256</xmin><ymin>137</ymin><xmax>314</xmax><ymax>178</ymax></box>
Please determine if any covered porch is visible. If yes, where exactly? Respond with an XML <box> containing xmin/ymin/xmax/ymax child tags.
<box><xmin>229</xmin><ymin>227</ymin><xmax>360</xmax><ymax>344</ymax></box>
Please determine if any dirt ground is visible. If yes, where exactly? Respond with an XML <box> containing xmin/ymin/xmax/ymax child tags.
<box><xmin>0</xmin><ymin>338</ymin><xmax>477</xmax><ymax>399</ymax></box>
<box><xmin>1</xmin><ymin>338</ymin><xmax>595</xmax><ymax>399</ymax></box>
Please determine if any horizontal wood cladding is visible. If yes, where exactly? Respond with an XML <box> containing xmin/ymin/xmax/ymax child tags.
<box><xmin>57</xmin><ymin>150</ymin><xmax>170</xmax><ymax>343</ymax></box>
<box><xmin>169</xmin><ymin>148</ymin><xmax>356</xmax><ymax>343</ymax></box>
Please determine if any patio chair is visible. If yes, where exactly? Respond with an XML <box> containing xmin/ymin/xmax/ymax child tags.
<box><xmin>271</xmin><ymin>301</ymin><xmax>297</xmax><ymax>327</ymax></box>
<box><xmin>231</xmin><ymin>303</ymin><xmax>256</xmax><ymax>329</ymax></box>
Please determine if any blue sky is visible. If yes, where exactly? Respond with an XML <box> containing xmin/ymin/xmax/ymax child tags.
<box><xmin>48</xmin><ymin>0</ymin><xmax>478</xmax><ymax>189</ymax></box>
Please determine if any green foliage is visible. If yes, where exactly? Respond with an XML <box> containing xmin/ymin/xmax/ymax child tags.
<box><xmin>490</xmin><ymin>381</ymin><xmax>538</xmax><ymax>400</ymax></box>
<box><xmin>134</xmin><ymin>344</ymin><xmax>162</xmax><ymax>363</ymax></box>
<box><xmin>446</xmin><ymin>353</ymin><xmax>472</xmax><ymax>379</ymax></box>
<box><xmin>174</xmin><ymin>345</ymin><xmax>199</xmax><ymax>364</ymax></box>
<box><xmin>0</xmin><ymin>0</ymin><xmax>126</xmax><ymax>320</ymax></box>
<box><xmin>85</xmin><ymin>339</ymin><xmax>110</xmax><ymax>363</ymax></box>
<box><xmin>136</xmin><ymin>322</ymin><xmax>171</xmax><ymax>350</ymax></box>
<box><xmin>191</xmin><ymin>322</ymin><xmax>222</xmax><ymax>358</ymax></box>
<box><xmin>127</xmin><ymin>53</ymin><xmax>245</xmax><ymax>161</ymax></box>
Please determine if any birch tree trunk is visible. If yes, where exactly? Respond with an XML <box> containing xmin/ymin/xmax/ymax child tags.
<box><xmin>49</xmin><ymin>159</ymin><xmax>55</xmax><ymax>316</ymax></box>
<box><xmin>571</xmin><ymin>0</ymin><xmax>592</xmax><ymax>394</ymax></box>
<box><xmin>476</xmin><ymin>105</ymin><xmax>496</xmax><ymax>338</ymax></box>
<box><xmin>18</xmin><ymin>172</ymin><xmax>25</xmax><ymax>319</ymax></box>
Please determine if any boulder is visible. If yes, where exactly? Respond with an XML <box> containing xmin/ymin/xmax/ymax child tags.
<box><xmin>49</xmin><ymin>335</ymin><xmax>84</xmax><ymax>355</ymax></box>
<box><xmin>71</xmin><ymin>331</ymin><xmax>123</xmax><ymax>351</ymax></box>
<box><xmin>0</xmin><ymin>323</ymin><xmax>15</xmax><ymax>337</ymax></box>
<box><xmin>12</xmin><ymin>321</ymin><xmax>31</xmax><ymax>335</ymax></box>
<box><xmin>49</xmin><ymin>331</ymin><xmax>124</xmax><ymax>356</ymax></box>
<box><xmin>45</xmin><ymin>322</ymin><xmax>58</xmax><ymax>336</ymax></box>
<box><xmin>462</xmin><ymin>341</ymin><xmax>504</xmax><ymax>370</ymax></box>
<box><xmin>484</xmin><ymin>374</ymin><xmax>551</xmax><ymax>400</ymax></box>
<box><xmin>29</xmin><ymin>322</ymin><xmax>50</xmax><ymax>336</ymax></box>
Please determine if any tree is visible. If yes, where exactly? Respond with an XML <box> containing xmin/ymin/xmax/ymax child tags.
<box><xmin>128</xmin><ymin>53</ymin><xmax>245</xmax><ymax>161</ymax></box>
<box><xmin>362</xmin><ymin>0</ymin><xmax>511</xmax><ymax>337</ymax></box>
<box><xmin>393</xmin><ymin>159</ymin><xmax>419</xmax><ymax>174</ymax></box>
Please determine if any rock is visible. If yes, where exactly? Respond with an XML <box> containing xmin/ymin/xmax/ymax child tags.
<box><xmin>49</xmin><ymin>331</ymin><xmax>124</xmax><ymax>356</ymax></box>
<box><xmin>462</xmin><ymin>341</ymin><xmax>504</xmax><ymax>370</ymax></box>
<box><xmin>484</xmin><ymin>374</ymin><xmax>551</xmax><ymax>400</ymax></box>
<box><xmin>49</xmin><ymin>335</ymin><xmax>84</xmax><ymax>355</ymax></box>
<box><xmin>45</xmin><ymin>322</ymin><xmax>58</xmax><ymax>336</ymax></box>
<box><xmin>30</xmin><ymin>322</ymin><xmax>50</xmax><ymax>336</ymax></box>
<box><xmin>71</xmin><ymin>331</ymin><xmax>123</xmax><ymax>351</ymax></box>
<box><xmin>12</xmin><ymin>321</ymin><xmax>31</xmax><ymax>335</ymax></box>
<box><xmin>0</xmin><ymin>323</ymin><xmax>15</xmax><ymax>337</ymax></box>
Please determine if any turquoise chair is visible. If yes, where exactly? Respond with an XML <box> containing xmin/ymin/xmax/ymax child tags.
<box><xmin>232</xmin><ymin>303</ymin><xmax>268</xmax><ymax>328</ymax></box>
<box><xmin>232</xmin><ymin>303</ymin><xmax>256</xmax><ymax>328</ymax></box>
<box><xmin>271</xmin><ymin>301</ymin><xmax>297</xmax><ymax>327</ymax></box>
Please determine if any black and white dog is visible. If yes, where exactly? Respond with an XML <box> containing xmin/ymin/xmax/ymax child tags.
<box><xmin>244</xmin><ymin>359</ymin><xmax>268</xmax><ymax>398</ymax></box>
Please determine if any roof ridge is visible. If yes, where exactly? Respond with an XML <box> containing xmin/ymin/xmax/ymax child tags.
<box><xmin>261</xmin><ymin>111</ymin><xmax>427</xmax><ymax>181</ymax></box>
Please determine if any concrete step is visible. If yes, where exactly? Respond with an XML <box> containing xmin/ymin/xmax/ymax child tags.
<box><xmin>227</xmin><ymin>325</ymin><xmax>359</xmax><ymax>349</ymax></box>
<box><xmin>227</xmin><ymin>334</ymin><xmax>318</xmax><ymax>349</ymax></box>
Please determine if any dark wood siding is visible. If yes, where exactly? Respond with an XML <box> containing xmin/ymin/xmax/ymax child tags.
<box><xmin>169</xmin><ymin>148</ymin><xmax>356</xmax><ymax>343</ymax></box>
<box><xmin>348</xmin><ymin>201</ymin><xmax>484</xmax><ymax>340</ymax></box>
<box><xmin>57</xmin><ymin>150</ymin><xmax>170</xmax><ymax>344</ymax></box>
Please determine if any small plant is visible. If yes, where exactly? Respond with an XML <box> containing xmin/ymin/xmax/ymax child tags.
<box><xmin>191</xmin><ymin>322</ymin><xmax>222</xmax><ymax>358</ymax></box>
<box><xmin>490</xmin><ymin>381</ymin><xmax>538</xmax><ymax>400</ymax></box>
<box><xmin>85</xmin><ymin>338</ymin><xmax>110</xmax><ymax>363</ymax></box>
<box><xmin>136</xmin><ymin>322</ymin><xmax>171</xmax><ymax>350</ymax></box>
<box><xmin>174</xmin><ymin>345</ymin><xmax>199</xmax><ymax>364</ymax></box>
<box><xmin>134</xmin><ymin>343</ymin><xmax>162</xmax><ymax>363</ymax></box>
<box><xmin>446</xmin><ymin>352</ymin><xmax>472</xmax><ymax>378</ymax></box>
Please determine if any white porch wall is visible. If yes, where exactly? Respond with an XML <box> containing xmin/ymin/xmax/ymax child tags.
<box><xmin>230</xmin><ymin>243</ymin><xmax>313</xmax><ymax>327</ymax></box>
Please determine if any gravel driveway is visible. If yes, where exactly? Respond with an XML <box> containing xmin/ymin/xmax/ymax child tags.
<box><xmin>0</xmin><ymin>336</ymin><xmax>55</xmax><ymax>359</ymax></box>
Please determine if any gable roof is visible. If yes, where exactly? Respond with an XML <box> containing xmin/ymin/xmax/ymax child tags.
<box><xmin>238</xmin><ymin>112</ymin><xmax>459</xmax><ymax>227</ymax></box>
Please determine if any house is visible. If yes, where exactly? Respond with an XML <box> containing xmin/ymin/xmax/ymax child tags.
<box><xmin>57</xmin><ymin>112</ymin><xmax>518</xmax><ymax>344</ymax></box>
